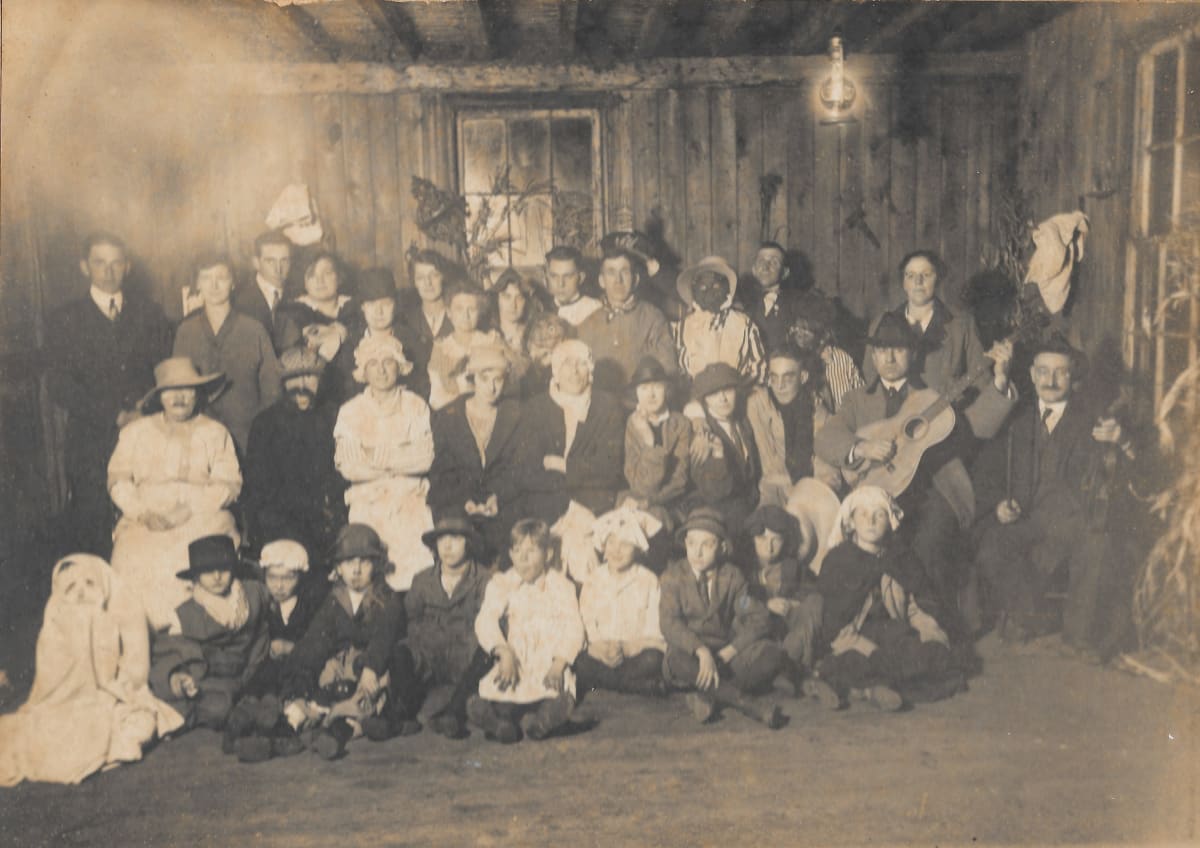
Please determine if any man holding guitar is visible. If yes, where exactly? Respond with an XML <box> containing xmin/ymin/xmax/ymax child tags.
<box><xmin>815</xmin><ymin>313</ymin><xmax>1016</xmax><ymax>633</ymax></box>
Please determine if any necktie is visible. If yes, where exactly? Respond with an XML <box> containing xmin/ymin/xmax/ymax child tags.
<box><xmin>270</xmin><ymin>288</ymin><xmax>281</xmax><ymax>313</ymax></box>
<box><xmin>763</xmin><ymin>291</ymin><xmax>778</xmax><ymax>316</ymax></box>
<box><xmin>1041</xmin><ymin>405</ymin><xmax>1054</xmax><ymax>435</ymax></box>
<box><xmin>698</xmin><ymin>574</ymin><xmax>710</xmax><ymax>607</ymax></box>
<box><xmin>884</xmin><ymin>385</ymin><xmax>904</xmax><ymax>418</ymax></box>
<box><xmin>108</xmin><ymin>297</ymin><xmax>119</xmax><ymax>321</ymax></box>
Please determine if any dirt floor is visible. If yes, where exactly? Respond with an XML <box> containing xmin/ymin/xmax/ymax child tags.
<box><xmin>0</xmin><ymin>632</ymin><xmax>1196</xmax><ymax>848</ymax></box>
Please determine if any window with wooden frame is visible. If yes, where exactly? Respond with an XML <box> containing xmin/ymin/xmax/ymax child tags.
<box><xmin>457</xmin><ymin>108</ymin><xmax>604</xmax><ymax>278</ymax></box>
<box><xmin>1127</xmin><ymin>28</ymin><xmax>1200</xmax><ymax>430</ymax></box>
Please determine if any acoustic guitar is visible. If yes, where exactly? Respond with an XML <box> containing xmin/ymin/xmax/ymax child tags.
<box><xmin>842</xmin><ymin>350</ymin><xmax>1013</xmax><ymax>496</ymax></box>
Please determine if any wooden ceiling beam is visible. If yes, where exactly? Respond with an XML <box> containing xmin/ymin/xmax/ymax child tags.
<box><xmin>858</xmin><ymin>3</ymin><xmax>943</xmax><ymax>54</ymax></box>
<box><xmin>633</xmin><ymin>0</ymin><xmax>677</xmax><ymax>58</ymax></box>
<box><xmin>784</xmin><ymin>2</ymin><xmax>846</xmax><ymax>56</ymax></box>
<box><xmin>205</xmin><ymin>50</ymin><xmax>1024</xmax><ymax>94</ymax></box>
<box><xmin>347</xmin><ymin>0</ymin><xmax>421</xmax><ymax>61</ymax></box>
<box><xmin>931</xmin><ymin>3</ymin><xmax>1050</xmax><ymax>53</ymax></box>
<box><xmin>270</xmin><ymin>4</ymin><xmax>344</xmax><ymax>61</ymax></box>
<box><xmin>708</xmin><ymin>0</ymin><xmax>760</xmax><ymax>56</ymax></box>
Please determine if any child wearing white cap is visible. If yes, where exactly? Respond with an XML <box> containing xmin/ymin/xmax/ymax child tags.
<box><xmin>575</xmin><ymin>507</ymin><xmax>668</xmax><ymax>698</ymax></box>
<box><xmin>221</xmin><ymin>539</ymin><xmax>326</xmax><ymax>762</ymax></box>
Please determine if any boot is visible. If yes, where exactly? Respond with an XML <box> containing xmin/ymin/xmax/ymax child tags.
<box><xmin>269</xmin><ymin>716</ymin><xmax>306</xmax><ymax>757</ymax></box>
<box><xmin>801</xmin><ymin>677</ymin><xmax>843</xmax><ymax>711</ymax></box>
<box><xmin>234</xmin><ymin>733</ymin><xmax>274</xmax><ymax>764</ymax></box>
<box><xmin>713</xmin><ymin>682</ymin><xmax>786</xmax><ymax>729</ymax></box>
<box><xmin>467</xmin><ymin>695</ymin><xmax>520</xmax><ymax>744</ymax></box>
<box><xmin>314</xmin><ymin>717</ymin><xmax>355</xmax><ymax>760</ymax></box>
<box><xmin>221</xmin><ymin>700</ymin><xmax>257</xmax><ymax>754</ymax></box>
<box><xmin>520</xmin><ymin>694</ymin><xmax>573</xmax><ymax>741</ymax></box>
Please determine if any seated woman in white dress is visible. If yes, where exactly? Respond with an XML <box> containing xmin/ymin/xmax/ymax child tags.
<box><xmin>108</xmin><ymin>358</ymin><xmax>242</xmax><ymax>631</ymax></box>
<box><xmin>334</xmin><ymin>333</ymin><xmax>436</xmax><ymax>592</ymax></box>
<box><xmin>0</xmin><ymin>555</ymin><xmax>183</xmax><ymax>786</ymax></box>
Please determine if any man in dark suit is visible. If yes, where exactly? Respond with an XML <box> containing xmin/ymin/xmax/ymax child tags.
<box><xmin>815</xmin><ymin>313</ymin><xmax>1015</xmax><ymax>627</ymax></box>
<box><xmin>973</xmin><ymin>337</ymin><xmax>1136</xmax><ymax>656</ymax></box>
<box><xmin>739</xmin><ymin>242</ymin><xmax>830</xmax><ymax>352</ymax></box>
<box><xmin>45</xmin><ymin>231</ymin><xmax>171</xmax><ymax>554</ymax></box>
<box><xmin>234</xmin><ymin>231</ymin><xmax>301</xmax><ymax>354</ymax></box>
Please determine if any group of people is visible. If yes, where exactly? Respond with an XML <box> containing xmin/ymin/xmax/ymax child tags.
<box><xmin>0</xmin><ymin>225</ymin><xmax>1140</xmax><ymax>785</ymax></box>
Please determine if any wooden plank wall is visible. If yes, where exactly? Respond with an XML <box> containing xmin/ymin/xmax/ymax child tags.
<box><xmin>20</xmin><ymin>77</ymin><xmax>1017</xmax><ymax>327</ymax></box>
<box><xmin>617</xmin><ymin>79</ymin><xmax>1017</xmax><ymax>321</ymax></box>
<box><xmin>1016</xmin><ymin>4</ymin><xmax>1200</xmax><ymax>362</ymax></box>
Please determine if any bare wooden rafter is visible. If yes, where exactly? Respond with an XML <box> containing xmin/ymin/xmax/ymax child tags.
<box><xmin>270</xmin><ymin>3</ymin><xmax>345</xmax><ymax>60</ymax></box>
<box><xmin>201</xmin><ymin>49</ymin><xmax>1023</xmax><ymax>94</ymax></box>
<box><xmin>347</xmin><ymin>0</ymin><xmax>420</xmax><ymax>60</ymax></box>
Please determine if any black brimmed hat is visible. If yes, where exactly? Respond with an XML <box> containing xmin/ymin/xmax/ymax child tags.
<box><xmin>690</xmin><ymin>362</ymin><xmax>747</xmax><ymax>402</ymax></box>
<box><xmin>357</xmin><ymin>267</ymin><xmax>397</xmax><ymax>302</ymax></box>
<box><xmin>866</xmin><ymin>312</ymin><xmax>920</xmax><ymax>350</ymax></box>
<box><xmin>421</xmin><ymin>512</ymin><xmax>483</xmax><ymax>554</ymax></box>
<box><xmin>329</xmin><ymin>523</ymin><xmax>388</xmax><ymax>563</ymax></box>
<box><xmin>176</xmin><ymin>534</ymin><xmax>241</xmax><ymax>580</ymax></box>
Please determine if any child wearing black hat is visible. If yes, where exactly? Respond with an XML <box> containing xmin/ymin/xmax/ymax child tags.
<box><xmin>685</xmin><ymin>363</ymin><xmax>762</xmax><ymax>532</ymax></box>
<box><xmin>621</xmin><ymin>356</ymin><xmax>692</xmax><ymax>545</ymax></box>
<box><xmin>659</xmin><ymin>508</ymin><xmax>786</xmax><ymax>729</ymax></box>
<box><xmin>280</xmin><ymin>524</ymin><xmax>415</xmax><ymax>760</ymax></box>
<box><xmin>743</xmin><ymin>505</ymin><xmax>838</xmax><ymax>707</ymax></box>
<box><xmin>148</xmin><ymin>535</ymin><xmax>272</xmax><ymax>735</ymax></box>
<box><xmin>403</xmin><ymin>514</ymin><xmax>495</xmax><ymax>739</ymax></box>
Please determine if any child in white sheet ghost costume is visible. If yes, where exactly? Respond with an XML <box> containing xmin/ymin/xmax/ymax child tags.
<box><xmin>0</xmin><ymin>556</ymin><xmax>183</xmax><ymax>786</ymax></box>
<box><xmin>334</xmin><ymin>333</ymin><xmax>436</xmax><ymax>591</ymax></box>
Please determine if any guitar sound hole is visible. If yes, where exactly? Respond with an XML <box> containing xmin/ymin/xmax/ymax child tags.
<box><xmin>904</xmin><ymin>417</ymin><xmax>928</xmax><ymax>440</ymax></box>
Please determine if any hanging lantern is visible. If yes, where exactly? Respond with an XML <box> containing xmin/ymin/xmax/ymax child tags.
<box><xmin>818</xmin><ymin>36</ymin><xmax>857</xmax><ymax>124</ymax></box>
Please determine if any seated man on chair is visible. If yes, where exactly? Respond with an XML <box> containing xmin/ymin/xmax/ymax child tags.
<box><xmin>814</xmin><ymin>313</ymin><xmax>1016</xmax><ymax>631</ymax></box>
<box><xmin>972</xmin><ymin>336</ymin><xmax>1138</xmax><ymax>658</ymax></box>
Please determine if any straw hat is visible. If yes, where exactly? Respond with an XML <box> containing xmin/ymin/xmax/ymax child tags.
<box><xmin>140</xmin><ymin>357</ymin><xmax>224</xmax><ymax>413</ymax></box>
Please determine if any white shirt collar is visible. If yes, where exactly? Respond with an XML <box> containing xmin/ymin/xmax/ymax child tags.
<box><xmin>1038</xmin><ymin>399</ymin><xmax>1068</xmax><ymax>432</ymax></box>
<box><xmin>762</xmin><ymin>288</ymin><xmax>780</xmax><ymax>314</ymax></box>
<box><xmin>278</xmin><ymin>595</ymin><xmax>298</xmax><ymax>625</ymax></box>
<box><xmin>905</xmin><ymin>303</ymin><xmax>934</xmax><ymax>332</ymax></box>
<box><xmin>880</xmin><ymin>377</ymin><xmax>907</xmax><ymax>392</ymax></box>
<box><xmin>90</xmin><ymin>286</ymin><xmax>123</xmax><ymax>317</ymax></box>
<box><xmin>347</xmin><ymin>587</ymin><xmax>365</xmax><ymax>614</ymax></box>
<box><xmin>256</xmin><ymin>274</ymin><xmax>284</xmax><ymax>310</ymax></box>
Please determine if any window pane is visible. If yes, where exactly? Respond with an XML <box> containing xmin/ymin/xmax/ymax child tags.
<box><xmin>463</xmin><ymin>119</ymin><xmax>506</xmax><ymax>194</ymax></box>
<box><xmin>509</xmin><ymin>194</ymin><xmax>554</xmax><ymax>267</ymax></box>
<box><xmin>1184</xmin><ymin>140</ymin><xmax>1200</xmax><ymax>219</ymax></box>
<box><xmin>551</xmin><ymin>117</ymin><xmax>593</xmax><ymax>195</ymax></box>
<box><xmin>508</xmin><ymin>118</ymin><xmax>550</xmax><ymax>192</ymax></box>
<box><xmin>553</xmin><ymin>190</ymin><xmax>595</xmax><ymax>250</ymax></box>
<box><xmin>1153</xmin><ymin>50</ymin><xmax>1179</xmax><ymax>144</ymax></box>
<box><xmin>1149</xmin><ymin>147</ymin><xmax>1175</xmax><ymax>235</ymax></box>
<box><xmin>1187</xmin><ymin>40</ymin><xmax>1200</xmax><ymax>136</ymax></box>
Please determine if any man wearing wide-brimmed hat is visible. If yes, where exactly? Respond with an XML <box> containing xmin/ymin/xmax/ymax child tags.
<box><xmin>108</xmin><ymin>357</ymin><xmax>242</xmax><ymax>630</ymax></box>
<box><xmin>673</xmin><ymin>255</ymin><xmax>765</xmax><ymax>385</ymax></box>
<box><xmin>243</xmin><ymin>346</ymin><xmax>346</xmax><ymax>565</ymax></box>
<box><xmin>815</xmin><ymin>311</ymin><xmax>1016</xmax><ymax>628</ymax></box>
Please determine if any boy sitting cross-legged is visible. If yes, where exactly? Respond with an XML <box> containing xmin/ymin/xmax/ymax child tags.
<box><xmin>659</xmin><ymin>508</ymin><xmax>787</xmax><ymax>729</ymax></box>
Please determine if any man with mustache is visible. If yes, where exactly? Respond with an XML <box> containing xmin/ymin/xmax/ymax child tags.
<box><xmin>972</xmin><ymin>336</ymin><xmax>1137</xmax><ymax>658</ymax></box>
<box><xmin>243</xmin><ymin>347</ymin><xmax>345</xmax><ymax>572</ymax></box>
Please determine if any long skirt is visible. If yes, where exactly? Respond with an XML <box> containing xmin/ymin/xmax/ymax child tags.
<box><xmin>345</xmin><ymin>476</ymin><xmax>434</xmax><ymax>592</ymax></box>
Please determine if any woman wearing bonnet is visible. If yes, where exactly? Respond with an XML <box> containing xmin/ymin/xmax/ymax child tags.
<box><xmin>0</xmin><ymin>555</ymin><xmax>183</xmax><ymax>786</ymax></box>
<box><xmin>334</xmin><ymin>333</ymin><xmax>436</xmax><ymax>591</ymax></box>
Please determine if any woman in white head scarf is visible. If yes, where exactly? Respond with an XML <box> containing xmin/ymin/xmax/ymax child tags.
<box><xmin>0</xmin><ymin>556</ymin><xmax>183</xmax><ymax>786</ymax></box>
